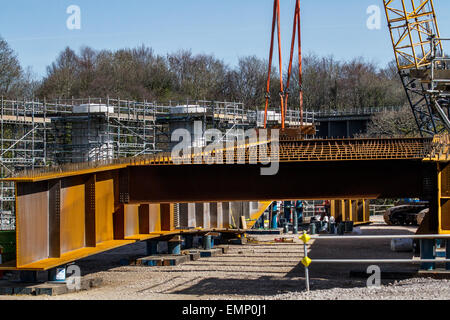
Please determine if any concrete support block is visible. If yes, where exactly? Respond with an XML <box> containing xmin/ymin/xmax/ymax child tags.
<box><xmin>188</xmin><ymin>251</ymin><xmax>201</xmax><ymax>261</ymax></box>
<box><xmin>189</xmin><ymin>249</ymin><xmax>222</xmax><ymax>258</ymax></box>
<box><xmin>137</xmin><ymin>255</ymin><xmax>189</xmax><ymax>267</ymax></box>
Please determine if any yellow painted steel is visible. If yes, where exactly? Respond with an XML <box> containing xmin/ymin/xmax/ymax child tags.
<box><xmin>17</xmin><ymin>240</ymin><xmax>135</xmax><ymax>271</ymax></box>
<box><xmin>124</xmin><ymin>204</ymin><xmax>140</xmax><ymax>238</ymax></box>
<box><xmin>424</xmin><ymin>134</ymin><xmax>450</xmax><ymax>162</ymax></box>
<box><xmin>383</xmin><ymin>0</ymin><xmax>443</xmax><ymax>71</ymax></box>
<box><xmin>61</xmin><ymin>183</ymin><xmax>86</xmax><ymax>253</ymax></box>
<box><xmin>1</xmin><ymin>163</ymin><xmax>129</xmax><ymax>183</ymax></box>
<box><xmin>437</xmin><ymin>166</ymin><xmax>450</xmax><ymax>234</ymax></box>
<box><xmin>149</xmin><ymin>204</ymin><xmax>162</xmax><ymax>232</ymax></box>
<box><xmin>330</xmin><ymin>199</ymin><xmax>371</xmax><ymax>225</ymax></box>
<box><xmin>246</xmin><ymin>201</ymin><xmax>272</xmax><ymax>229</ymax></box>
<box><xmin>95</xmin><ymin>178</ymin><xmax>115</xmax><ymax>244</ymax></box>
<box><xmin>344</xmin><ymin>200</ymin><xmax>353</xmax><ymax>222</ymax></box>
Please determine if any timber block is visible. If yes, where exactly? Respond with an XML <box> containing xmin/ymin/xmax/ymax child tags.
<box><xmin>227</xmin><ymin>238</ymin><xmax>247</xmax><ymax>245</ymax></box>
<box><xmin>215</xmin><ymin>245</ymin><xmax>230</xmax><ymax>254</ymax></box>
<box><xmin>136</xmin><ymin>254</ymin><xmax>190</xmax><ymax>267</ymax></box>
<box><xmin>246</xmin><ymin>229</ymin><xmax>282</xmax><ymax>235</ymax></box>
<box><xmin>0</xmin><ymin>278</ymin><xmax>102</xmax><ymax>296</ymax></box>
<box><xmin>184</xmin><ymin>251</ymin><xmax>200</xmax><ymax>261</ymax></box>
<box><xmin>188</xmin><ymin>249</ymin><xmax>222</xmax><ymax>258</ymax></box>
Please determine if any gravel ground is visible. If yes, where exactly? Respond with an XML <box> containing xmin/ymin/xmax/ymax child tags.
<box><xmin>1</xmin><ymin>215</ymin><xmax>449</xmax><ymax>300</ymax></box>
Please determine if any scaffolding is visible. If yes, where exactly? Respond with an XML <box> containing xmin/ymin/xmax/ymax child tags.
<box><xmin>0</xmin><ymin>96</ymin><xmax>317</xmax><ymax>230</ymax></box>
<box><xmin>0</xmin><ymin>97</ymin><xmax>163</xmax><ymax>230</ymax></box>
<box><xmin>47</xmin><ymin>98</ymin><xmax>162</xmax><ymax>163</ymax></box>
<box><xmin>0</xmin><ymin>98</ymin><xmax>49</xmax><ymax>230</ymax></box>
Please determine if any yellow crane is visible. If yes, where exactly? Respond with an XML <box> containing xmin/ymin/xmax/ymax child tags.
<box><xmin>382</xmin><ymin>0</ymin><xmax>450</xmax><ymax>135</ymax></box>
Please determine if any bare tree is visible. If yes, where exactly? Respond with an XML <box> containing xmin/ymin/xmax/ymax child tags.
<box><xmin>0</xmin><ymin>36</ymin><xmax>24</xmax><ymax>96</ymax></box>
<box><xmin>362</xmin><ymin>106</ymin><xmax>420</xmax><ymax>137</ymax></box>
<box><xmin>168</xmin><ymin>50</ymin><xmax>228</xmax><ymax>100</ymax></box>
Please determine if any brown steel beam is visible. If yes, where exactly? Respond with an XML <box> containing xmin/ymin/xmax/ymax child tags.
<box><xmin>127</xmin><ymin>160</ymin><xmax>433</xmax><ymax>203</ymax></box>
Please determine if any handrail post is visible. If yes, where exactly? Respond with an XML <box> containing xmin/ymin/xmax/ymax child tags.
<box><xmin>420</xmin><ymin>239</ymin><xmax>435</xmax><ymax>271</ymax></box>
<box><xmin>446</xmin><ymin>239</ymin><xmax>450</xmax><ymax>271</ymax></box>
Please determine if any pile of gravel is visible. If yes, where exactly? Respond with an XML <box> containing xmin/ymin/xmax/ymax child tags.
<box><xmin>270</xmin><ymin>278</ymin><xmax>450</xmax><ymax>300</ymax></box>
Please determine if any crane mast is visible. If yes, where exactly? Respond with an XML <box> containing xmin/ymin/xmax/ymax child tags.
<box><xmin>382</xmin><ymin>0</ymin><xmax>450</xmax><ymax>136</ymax></box>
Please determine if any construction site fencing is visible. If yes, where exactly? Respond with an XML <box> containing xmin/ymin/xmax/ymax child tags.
<box><xmin>300</xmin><ymin>233</ymin><xmax>450</xmax><ymax>291</ymax></box>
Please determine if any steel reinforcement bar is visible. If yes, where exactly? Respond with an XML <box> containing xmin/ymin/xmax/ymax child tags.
<box><xmin>5</xmin><ymin>137</ymin><xmax>435</xmax><ymax>181</ymax></box>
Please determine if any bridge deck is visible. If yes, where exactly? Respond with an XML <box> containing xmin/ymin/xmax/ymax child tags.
<box><xmin>3</xmin><ymin>137</ymin><xmax>435</xmax><ymax>183</ymax></box>
<box><xmin>2</xmin><ymin>137</ymin><xmax>449</xmax><ymax>271</ymax></box>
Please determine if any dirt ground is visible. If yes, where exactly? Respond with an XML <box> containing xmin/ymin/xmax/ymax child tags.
<box><xmin>1</xmin><ymin>215</ymin><xmax>449</xmax><ymax>300</ymax></box>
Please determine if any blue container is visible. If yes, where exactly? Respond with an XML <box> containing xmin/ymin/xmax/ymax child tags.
<box><xmin>168</xmin><ymin>242</ymin><xmax>181</xmax><ymax>255</ymax></box>
<box><xmin>203</xmin><ymin>235</ymin><xmax>212</xmax><ymax>250</ymax></box>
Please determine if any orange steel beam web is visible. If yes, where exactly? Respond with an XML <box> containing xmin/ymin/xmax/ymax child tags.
<box><xmin>264</xmin><ymin>0</ymin><xmax>285</xmax><ymax>129</ymax></box>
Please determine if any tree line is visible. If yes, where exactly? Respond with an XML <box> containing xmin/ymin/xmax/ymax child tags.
<box><xmin>0</xmin><ymin>35</ymin><xmax>407</xmax><ymax>111</ymax></box>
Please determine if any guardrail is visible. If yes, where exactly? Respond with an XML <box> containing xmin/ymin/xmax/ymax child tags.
<box><xmin>299</xmin><ymin>233</ymin><xmax>450</xmax><ymax>291</ymax></box>
<box><xmin>314</xmin><ymin>106</ymin><xmax>402</xmax><ymax>117</ymax></box>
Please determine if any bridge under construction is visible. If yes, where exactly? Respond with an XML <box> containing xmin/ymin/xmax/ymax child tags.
<box><xmin>0</xmin><ymin>134</ymin><xmax>449</xmax><ymax>271</ymax></box>
<box><xmin>1</xmin><ymin>0</ymin><xmax>450</xmax><ymax>288</ymax></box>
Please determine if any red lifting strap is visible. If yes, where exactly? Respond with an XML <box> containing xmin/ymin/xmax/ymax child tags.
<box><xmin>264</xmin><ymin>0</ymin><xmax>303</xmax><ymax>130</ymax></box>
<box><xmin>264</xmin><ymin>0</ymin><xmax>285</xmax><ymax>129</ymax></box>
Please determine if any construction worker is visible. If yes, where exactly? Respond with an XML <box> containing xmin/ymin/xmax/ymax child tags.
<box><xmin>271</xmin><ymin>201</ymin><xmax>279</xmax><ymax>229</ymax></box>
<box><xmin>283</xmin><ymin>201</ymin><xmax>292</xmax><ymax>222</ymax></box>
<box><xmin>295</xmin><ymin>200</ymin><xmax>304</xmax><ymax>225</ymax></box>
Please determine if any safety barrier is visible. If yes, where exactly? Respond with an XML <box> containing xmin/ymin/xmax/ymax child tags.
<box><xmin>299</xmin><ymin>233</ymin><xmax>450</xmax><ymax>291</ymax></box>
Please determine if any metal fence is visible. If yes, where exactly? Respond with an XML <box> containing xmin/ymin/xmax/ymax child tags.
<box><xmin>300</xmin><ymin>233</ymin><xmax>450</xmax><ymax>291</ymax></box>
